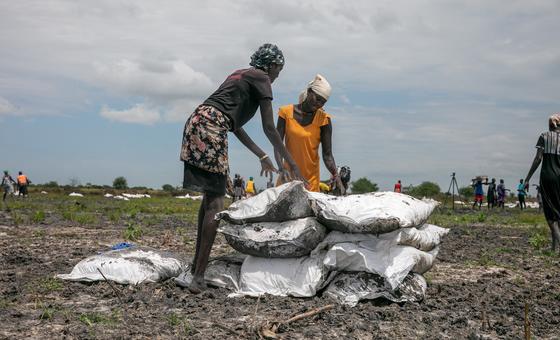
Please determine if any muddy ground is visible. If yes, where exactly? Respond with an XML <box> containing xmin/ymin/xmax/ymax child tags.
<box><xmin>1</xmin><ymin>195</ymin><xmax>559</xmax><ymax>339</ymax></box>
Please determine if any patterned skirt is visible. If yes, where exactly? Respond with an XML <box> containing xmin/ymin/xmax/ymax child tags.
<box><xmin>180</xmin><ymin>105</ymin><xmax>232</xmax><ymax>195</ymax></box>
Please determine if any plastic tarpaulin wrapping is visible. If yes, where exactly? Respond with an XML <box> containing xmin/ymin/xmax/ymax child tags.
<box><xmin>308</xmin><ymin>191</ymin><xmax>438</xmax><ymax>234</ymax></box>
<box><xmin>216</xmin><ymin>181</ymin><xmax>313</xmax><ymax>224</ymax></box>
<box><xmin>324</xmin><ymin>272</ymin><xmax>427</xmax><ymax>307</ymax></box>
<box><xmin>219</xmin><ymin>217</ymin><xmax>327</xmax><ymax>258</ymax></box>
<box><xmin>57</xmin><ymin>246</ymin><xmax>185</xmax><ymax>285</ymax></box>
<box><xmin>235</xmin><ymin>252</ymin><xmax>331</xmax><ymax>297</ymax></box>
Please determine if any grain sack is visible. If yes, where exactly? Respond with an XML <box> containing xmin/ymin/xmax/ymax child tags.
<box><xmin>308</xmin><ymin>191</ymin><xmax>438</xmax><ymax>234</ymax></box>
<box><xmin>57</xmin><ymin>246</ymin><xmax>185</xmax><ymax>285</ymax></box>
<box><xmin>175</xmin><ymin>255</ymin><xmax>244</xmax><ymax>291</ymax></box>
<box><xmin>235</xmin><ymin>252</ymin><xmax>331</xmax><ymax>297</ymax></box>
<box><xmin>324</xmin><ymin>272</ymin><xmax>427</xmax><ymax>307</ymax></box>
<box><xmin>216</xmin><ymin>181</ymin><xmax>313</xmax><ymax>224</ymax></box>
<box><xmin>219</xmin><ymin>217</ymin><xmax>327</xmax><ymax>258</ymax></box>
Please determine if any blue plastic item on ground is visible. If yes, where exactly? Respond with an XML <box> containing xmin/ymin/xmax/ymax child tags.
<box><xmin>111</xmin><ymin>242</ymin><xmax>134</xmax><ymax>250</ymax></box>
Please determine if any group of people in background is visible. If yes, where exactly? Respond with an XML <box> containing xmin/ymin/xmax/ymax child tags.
<box><xmin>471</xmin><ymin>177</ymin><xmax>534</xmax><ymax>211</ymax></box>
<box><xmin>2</xmin><ymin>170</ymin><xmax>31</xmax><ymax>206</ymax></box>
<box><xmin>231</xmin><ymin>174</ymin><xmax>263</xmax><ymax>201</ymax></box>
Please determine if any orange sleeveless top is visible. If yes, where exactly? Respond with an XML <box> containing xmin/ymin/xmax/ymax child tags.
<box><xmin>279</xmin><ymin>105</ymin><xmax>331</xmax><ymax>192</ymax></box>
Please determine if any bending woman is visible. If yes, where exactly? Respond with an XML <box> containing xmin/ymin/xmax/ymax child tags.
<box><xmin>180</xmin><ymin>44</ymin><xmax>303</xmax><ymax>293</ymax></box>
<box><xmin>524</xmin><ymin>113</ymin><xmax>560</xmax><ymax>252</ymax></box>
<box><xmin>274</xmin><ymin>74</ymin><xmax>344</xmax><ymax>193</ymax></box>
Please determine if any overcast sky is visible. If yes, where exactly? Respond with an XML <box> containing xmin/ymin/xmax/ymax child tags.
<box><xmin>1</xmin><ymin>0</ymin><xmax>559</xmax><ymax>194</ymax></box>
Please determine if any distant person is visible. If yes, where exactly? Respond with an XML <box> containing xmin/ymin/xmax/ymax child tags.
<box><xmin>486</xmin><ymin>178</ymin><xmax>497</xmax><ymax>209</ymax></box>
<box><xmin>232</xmin><ymin>174</ymin><xmax>244</xmax><ymax>201</ymax></box>
<box><xmin>394</xmin><ymin>180</ymin><xmax>402</xmax><ymax>193</ymax></box>
<box><xmin>534</xmin><ymin>185</ymin><xmax>543</xmax><ymax>213</ymax></box>
<box><xmin>274</xmin><ymin>74</ymin><xmax>344</xmax><ymax>193</ymax></box>
<box><xmin>179</xmin><ymin>44</ymin><xmax>304</xmax><ymax>294</ymax></box>
<box><xmin>524</xmin><ymin>113</ymin><xmax>560</xmax><ymax>252</ymax></box>
<box><xmin>17</xmin><ymin>171</ymin><xmax>30</xmax><ymax>198</ymax></box>
<box><xmin>472</xmin><ymin>178</ymin><xmax>484</xmax><ymax>210</ymax></box>
<box><xmin>517</xmin><ymin>179</ymin><xmax>526</xmax><ymax>210</ymax></box>
<box><xmin>497</xmin><ymin>179</ymin><xmax>508</xmax><ymax>210</ymax></box>
<box><xmin>2</xmin><ymin>171</ymin><xmax>16</xmax><ymax>203</ymax></box>
<box><xmin>245</xmin><ymin>177</ymin><xmax>256</xmax><ymax>197</ymax></box>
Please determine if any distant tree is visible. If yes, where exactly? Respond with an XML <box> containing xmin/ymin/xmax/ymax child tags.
<box><xmin>350</xmin><ymin>177</ymin><xmax>378</xmax><ymax>194</ymax></box>
<box><xmin>68</xmin><ymin>177</ymin><xmax>81</xmax><ymax>187</ymax></box>
<box><xmin>44</xmin><ymin>181</ymin><xmax>59</xmax><ymax>188</ymax></box>
<box><xmin>458</xmin><ymin>186</ymin><xmax>474</xmax><ymax>198</ymax></box>
<box><xmin>408</xmin><ymin>181</ymin><xmax>441</xmax><ymax>198</ymax></box>
<box><xmin>113</xmin><ymin>176</ymin><xmax>128</xmax><ymax>190</ymax></box>
<box><xmin>162</xmin><ymin>184</ymin><xmax>174</xmax><ymax>192</ymax></box>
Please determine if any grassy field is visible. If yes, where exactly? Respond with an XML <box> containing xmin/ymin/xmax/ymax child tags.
<box><xmin>1</xmin><ymin>191</ymin><xmax>558</xmax><ymax>339</ymax></box>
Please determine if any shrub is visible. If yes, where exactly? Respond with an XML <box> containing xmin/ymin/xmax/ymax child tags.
<box><xmin>458</xmin><ymin>186</ymin><xmax>474</xmax><ymax>198</ymax></box>
<box><xmin>350</xmin><ymin>178</ymin><xmax>378</xmax><ymax>194</ymax></box>
<box><xmin>113</xmin><ymin>176</ymin><xmax>128</xmax><ymax>190</ymax></box>
<box><xmin>162</xmin><ymin>184</ymin><xmax>174</xmax><ymax>192</ymax></box>
<box><xmin>408</xmin><ymin>181</ymin><xmax>441</xmax><ymax>198</ymax></box>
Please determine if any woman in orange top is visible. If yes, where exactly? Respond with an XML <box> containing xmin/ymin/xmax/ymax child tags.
<box><xmin>275</xmin><ymin>74</ymin><xmax>344</xmax><ymax>193</ymax></box>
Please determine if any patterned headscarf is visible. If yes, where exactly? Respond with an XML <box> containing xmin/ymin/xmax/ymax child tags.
<box><xmin>249</xmin><ymin>43</ymin><xmax>284</xmax><ymax>72</ymax></box>
<box><xmin>549</xmin><ymin>113</ymin><xmax>560</xmax><ymax>130</ymax></box>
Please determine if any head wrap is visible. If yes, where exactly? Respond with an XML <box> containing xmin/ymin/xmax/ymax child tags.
<box><xmin>249</xmin><ymin>43</ymin><xmax>284</xmax><ymax>72</ymax></box>
<box><xmin>298</xmin><ymin>74</ymin><xmax>332</xmax><ymax>104</ymax></box>
<box><xmin>549</xmin><ymin>113</ymin><xmax>560</xmax><ymax>130</ymax></box>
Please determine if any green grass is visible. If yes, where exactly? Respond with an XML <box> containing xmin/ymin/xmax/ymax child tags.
<box><xmin>79</xmin><ymin>311</ymin><xmax>119</xmax><ymax>327</ymax></box>
<box><xmin>528</xmin><ymin>225</ymin><xmax>550</xmax><ymax>250</ymax></box>
<box><xmin>123</xmin><ymin>222</ymin><xmax>143</xmax><ymax>241</ymax></box>
<box><xmin>37</xmin><ymin>277</ymin><xmax>64</xmax><ymax>293</ymax></box>
<box><xmin>32</xmin><ymin>210</ymin><xmax>46</xmax><ymax>223</ymax></box>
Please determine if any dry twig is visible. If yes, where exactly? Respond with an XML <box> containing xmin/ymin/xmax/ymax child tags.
<box><xmin>97</xmin><ymin>268</ymin><xmax>125</xmax><ymax>305</ymax></box>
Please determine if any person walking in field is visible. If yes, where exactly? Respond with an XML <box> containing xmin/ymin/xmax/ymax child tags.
<box><xmin>180</xmin><ymin>44</ymin><xmax>303</xmax><ymax>293</ymax></box>
<box><xmin>274</xmin><ymin>74</ymin><xmax>344</xmax><ymax>194</ymax></box>
<box><xmin>517</xmin><ymin>179</ymin><xmax>527</xmax><ymax>210</ymax></box>
<box><xmin>497</xmin><ymin>179</ymin><xmax>508</xmax><ymax>210</ymax></box>
<box><xmin>232</xmin><ymin>174</ymin><xmax>244</xmax><ymax>201</ymax></box>
<box><xmin>486</xmin><ymin>178</ymin><xmax>497</xmax><ymax>209</ymax></box>
<box><xmin>524</xmin><ymin>113</ymin><xmax>560</xmax><ymax>252</ymax></box>
<box><xmin>2</xmin><ymin>171</ymin><xmax>16</xmax><ymax>205</ymax></box>
<box><xmin>394</xmin><ymin>180</ymin><xmax>402</xmax><ymax>193</ymax></box>
<box><xmin>17</xmin><ymin>171</ymin><xmax>30</xmax><ymax>198</ymax></box>
<box><xmin>472</xmin><ymin>178</ymin><xmax>484</xmax><ymax>210</ymax></box>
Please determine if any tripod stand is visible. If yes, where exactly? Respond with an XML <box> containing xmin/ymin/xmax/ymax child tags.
<box><xmin>445</xmin><ymin>172</ymin><xmax>460</xmax><ymax>210</ymax></box>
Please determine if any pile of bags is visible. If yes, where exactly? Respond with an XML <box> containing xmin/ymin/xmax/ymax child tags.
<box><xmin>209</xmin><ymin>181</ymin><xmax>448</xmax><ymax>306</ymax></box>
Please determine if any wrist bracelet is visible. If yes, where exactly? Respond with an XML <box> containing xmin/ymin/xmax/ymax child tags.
<box><xmin>259</xmin><ymin>154</ymin><xmax>269</xmax><ymax>161</ymax></box>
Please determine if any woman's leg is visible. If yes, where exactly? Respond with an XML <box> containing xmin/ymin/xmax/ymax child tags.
<box><xmin>547</xmin><ymin>219</ymin><xmax>560</xmax><ymax>252</ymax></box>
<box><xmin>189</xmin><ymin>191</ymin><xmax>224</xmax><ymax>293</ymax></box>
<box><xmin>190</xmin><ymin>196</ymin><xmax>206</xmax><ymax>274</ymax></box>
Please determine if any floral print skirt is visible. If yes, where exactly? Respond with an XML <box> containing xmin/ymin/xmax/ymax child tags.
<box><xmin>180</xmin><ymin>105</ymin><xmax>232</xmax><ymax>195</ymax></box>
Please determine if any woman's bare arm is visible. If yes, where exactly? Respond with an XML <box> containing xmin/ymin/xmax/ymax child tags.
<box><xmin>524</xmin><ymin>148</ymin><xmax>543</xmax><ymax>184</ymax></box>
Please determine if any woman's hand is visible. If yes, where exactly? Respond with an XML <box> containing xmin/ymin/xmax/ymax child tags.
<box><xmin>333</xmin><ymin>173</ymin><xmax>345</xmax><ymax>195</ymax></box>
<box><xmin>260</xmin><ymin>157</ymin><xmax>277</xmax><ymax>177</ymax></box>
<box><xmin>287</xmin><ymin>162</ymin><xmax>309</xmax><ymax>187</ymax></box>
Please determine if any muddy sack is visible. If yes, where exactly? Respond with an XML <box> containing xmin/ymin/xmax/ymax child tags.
<box><xmin>308</xmin><ymin>191</ymin><xmax>438</xmax><ymax>234</ymax></box>
<box><xmin>175</xmin><ymin>255</ymin><xmax>244</xmax><ymax>291</ymax></box>
<box><xmin>216</xmin><ymin>181</ymin><xmax>313</xmax><ymax>224</ymax></box>
<box><xmin>218</xmin><ymin>217</ymin><xmax>327</xmax><ymax>258</ymax></box>
<box><xmin>324</xmin><ymin>272</ymin><xmax>427</xmax><ymax>307</ymax></box>
<box><xmin>57</xmin><ymin>246</ymin><xmax>185</xmax><ymax>285</ymax></box>
<box><xmin>234</xmin><ymin>252</ymin><xmax>331</xmax><ymax>297</ymax></box>
<box><xmin>392</xmin><ymin>224</ymin><xmax>449</xmax><ymax>251</ymax></box>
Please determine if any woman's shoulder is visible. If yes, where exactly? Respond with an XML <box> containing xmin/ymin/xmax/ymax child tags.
<box><xmin>316</xmin><ymin>108</ymin><xmax>332</xmax><ymax>125</ymax></box>
<box><xmin>278</xmin><ymin>104</ymin><xmax>294</xmax><ymax>118</ymax></box>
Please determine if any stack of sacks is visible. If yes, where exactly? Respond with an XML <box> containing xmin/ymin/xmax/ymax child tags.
<box><xmin>308</xmin><ymin>191</ymin><xmax>447</xmax><ymax>306</ymax></box>
<box><xmin>211</xmin><ymin>183</ymin><xmax>447</xmax><ymax>306</ymax></box>
<box><xmin>216</xmin><ymin>181</ymin><xmax>331</xmax><ymax>297</ymax></box>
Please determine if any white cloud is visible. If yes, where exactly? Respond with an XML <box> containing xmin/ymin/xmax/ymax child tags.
<box><xmin>100</xmin><ymin>104</ymin><xmax>160</xmax><ymax>125</ymax></box>
<box><xmin>0</xmin><ymin>97</ymin><xmax>20</xmax><ymax>116</ymax></box>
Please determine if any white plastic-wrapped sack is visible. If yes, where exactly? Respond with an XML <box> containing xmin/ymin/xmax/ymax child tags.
<box><xmin>322</xmin><ymin>242</ymin><xmax>438</xmax><ymax>290</ymax></box>
<box><xmin>235</xmin><ymin>252</ymin><xmax>331</xmax><ymax>297</ymax></box>
<box><xmin>219</xmin><ymin>217</ymin><xmax>327</xmax><ymax>258</ymax></box>
<box><xmin>69</xmin><ymin>192</ymin><xmax>84</xmax><ymax>197</ymax></box>
<box><xmin>390</xmin><ymin>224</ymin><xmax>449</xmax><ymax>251</ymax></box>
<box><xmin>175</xmin><ymin>255</ymin><xmax>244</xmax><ymax>291</ymax></box>
<box><xmin>57</xmin><ymin>246</ymin><xmax>185</xmax><ymax>284</ymax></box>
<box><xmin>216</xmin><ymin>181</ymin><xmax>313</xmax><ymax>224</ymax></box>
<box><xmin>324</xmin><ymin>272</ymin><xmax>427</xmax><ymax>307</ymax></box>
<box><xmin>308</xmin><ymin>191</ymin><xmax>438</xmax><ymax>234</ymax></box>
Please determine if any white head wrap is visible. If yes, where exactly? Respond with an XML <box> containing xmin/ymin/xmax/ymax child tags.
<box><xmin>298</xmin><ymin>74</ymin><xmax>332</xmax><ymax>104</ymax></box>
<box><xmin>549</xmin><ymin>113</ymin><xmax>560</xmax><ymax>130</ymax></box>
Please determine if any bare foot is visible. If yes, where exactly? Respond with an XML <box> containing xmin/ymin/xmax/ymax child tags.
<box><xmin>187</xmin><ymin>277</ymin><xmax>207</xmax><ymax>294</ymax></box>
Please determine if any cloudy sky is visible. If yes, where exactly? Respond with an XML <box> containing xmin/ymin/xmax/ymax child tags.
<box><xmin>1</xmin><ymin>0</ymin><xmax>559</xmax><ymax>194</ymax></box>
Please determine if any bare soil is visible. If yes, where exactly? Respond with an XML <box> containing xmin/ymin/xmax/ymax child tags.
<box><xmin>1</xmin><ymin>200</ymin><xmax>559</xmax><ymax>339</ymax></box>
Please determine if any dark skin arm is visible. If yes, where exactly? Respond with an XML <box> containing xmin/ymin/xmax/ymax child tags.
<box><xmin>524</xmin><ymin>148</ymin><xmax>543</xmax><ymax>188</ymax></box>
<box><xmin>274</xmin><ymin>116</ymin><xmax>287</xmax><ymax>178</ymax></box>
<box><xmin>235</xmin><ymin>98</ymin><xmax>304</xmax><ymax>180</ymax></box>
<box><xmin>320</xmin><ymin>118</ymin><xmax>344</xmax><ymax>193</ymax></box>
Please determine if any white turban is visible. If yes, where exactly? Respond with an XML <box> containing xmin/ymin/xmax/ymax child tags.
<box><xmin>549</xmin><ymin>113</ymin><xmax>560</xmax><ymax>129</ymax></box>
<box><xmin>298</xmin><ymin>74</ymin><xmax>332</xmax><ymax>104</ymax></box>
